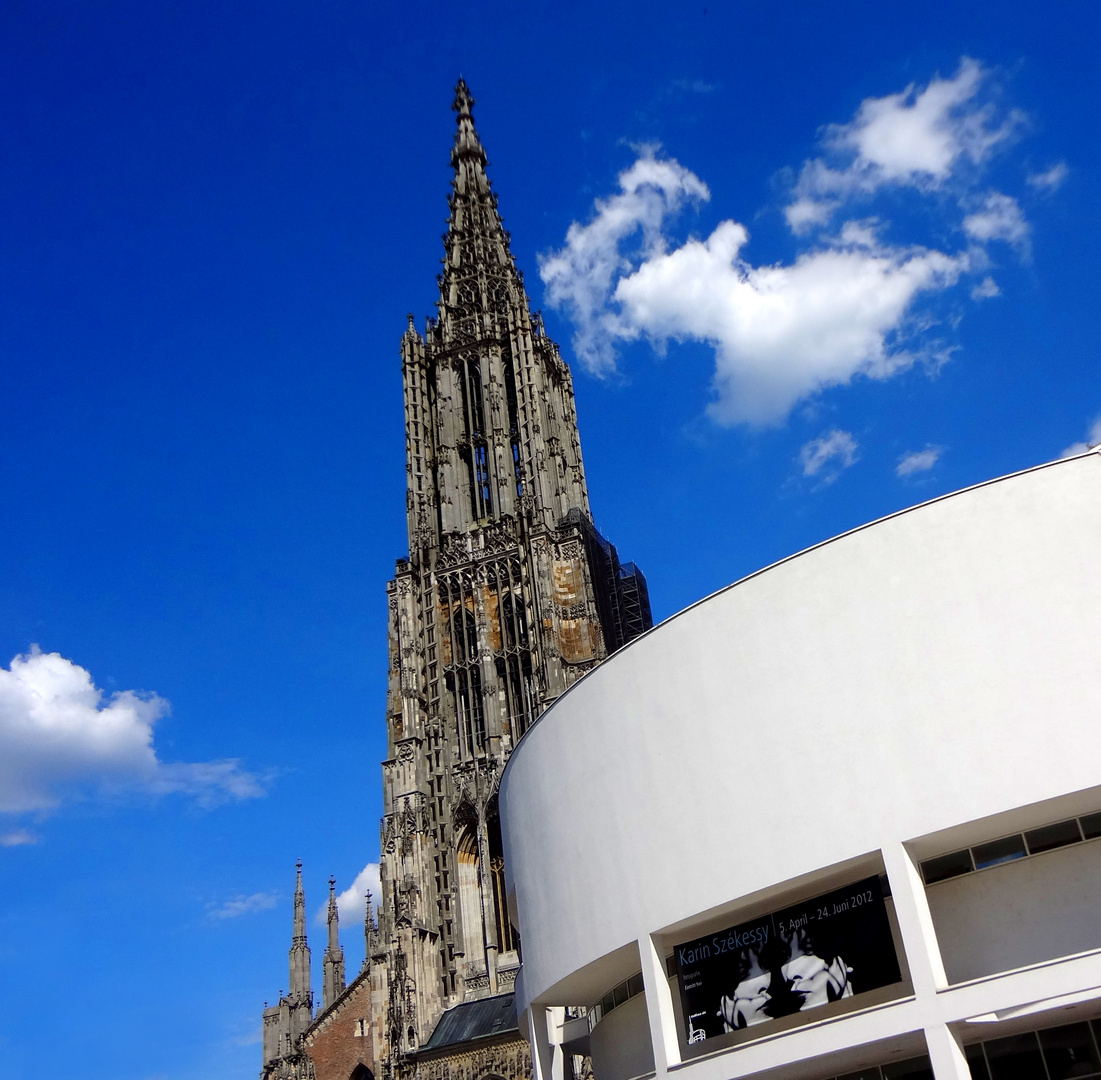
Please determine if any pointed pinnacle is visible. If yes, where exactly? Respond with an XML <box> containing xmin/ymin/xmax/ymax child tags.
<box><xmin>453</xmin><ymin>77</ymin><xmax>474</xmax><ymax>118</ymax></box>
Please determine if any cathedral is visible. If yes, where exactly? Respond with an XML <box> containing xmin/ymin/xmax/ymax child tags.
<box><xmin>261</xmin><ymin>79</ymin><xmax>652</xmax><ymax>1080</ymax></box>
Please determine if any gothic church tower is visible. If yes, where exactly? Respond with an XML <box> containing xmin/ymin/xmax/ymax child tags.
<box><xmin>260</xmin><ymin>80</ymin><xmax>652</xmax><ymax>1080</ymax></box>
<box><xmin>367</xmin><ymin>80</ymin><xmax>652</xmax><ymax>1078</ymax></box>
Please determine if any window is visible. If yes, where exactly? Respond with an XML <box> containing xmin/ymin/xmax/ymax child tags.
<box><xmin>966</xmin><ymin>1020</ymin><xmax>1101</xmax><ymax>1080</ymax></box>
<box><xmin>455</xmin><ymin>826</ymin><xmax>484</xmax><ymax>962</ymax></box>
<box><xmin>921</xmin><ymin>812</ymin><xmax>1101</xmax><ymax>885</ymax></box>
<box><xmin>487</xmin><ymin>811</ymin><xmax>519</xmax><ymax>955</ymax></box>
<box><xmin>973</xmin><ymin>835</ymin><xmax>1027</xmax><ymax>870</ymax></box>
<box><xmin>459</xmin><ymin>357</ymin><xmax>491</xmax><ymax>519</ymax></box>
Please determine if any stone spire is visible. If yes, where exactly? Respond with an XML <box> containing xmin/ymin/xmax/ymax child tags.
<box><xmin>322</xmin><ymin>876</ymin><xmax>346</xmax><ymax>1010</ymax></box>
<box><xmin>289</xmin><ymin>859</ymin><xmax>311</xmax><ymax>1002</ymax></box>
<box><xmin>436</xmin><ymin>77</ymin><xmax>524</xmax><ymax>347</ymax></box>
<box><xmin>261</xmin><ymin>861</ymin><xmax>314</xmax><ymax>1078</ymax></box>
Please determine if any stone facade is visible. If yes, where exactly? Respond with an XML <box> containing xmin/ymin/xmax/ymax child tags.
<box><xmin>260</xmin><ymin>79</ymin><xmax>652</xmax><ymax>1080</ymax></box>
<box><xmin>408</xmin><ymin>1034</ymin><xmax>533</xmax><ymax>1080</ymax></box>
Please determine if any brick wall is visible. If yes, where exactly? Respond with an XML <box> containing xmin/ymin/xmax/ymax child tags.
<box><xmin>304</xmin><ymin>974</ymin><xmax>377</xmax><ymax>1080</ymax></box>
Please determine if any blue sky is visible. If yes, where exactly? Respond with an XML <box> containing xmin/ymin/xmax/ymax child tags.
<box><xmin>2</xmin><ymin>2</ymin><xmax>1099</xmax><ymax>1077</ymax></box>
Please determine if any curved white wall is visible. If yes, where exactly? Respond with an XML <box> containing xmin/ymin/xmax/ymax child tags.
<box><xmin>500</xmin><ymin>452</ymin><xmax>1101</xmax><ymax>1080</ymax></box>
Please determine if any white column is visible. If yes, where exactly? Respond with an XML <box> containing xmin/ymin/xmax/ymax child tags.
<box><xmin>925</xmin><ymin>1022</ymin><xmax>973</xmax><ymax>1080</ymax></box>
<box><xmin>882</xmin><ymin>845</ymin><xmax>970</xmax><ymax>1080</ymax></box>
<box><xmin>527</xmin><ymin>1005</ymin><xmax>565</xmax><ymax>1080</ymax></box>
<box><xmin>882</xmin><ymin>842</ymin><xmax>948</xmax><ymax>995</ymax></box>
<box><xmin>639</xmin><ymin>932</ymin><xmax>682</xmax><ymax>1077</ymax></box>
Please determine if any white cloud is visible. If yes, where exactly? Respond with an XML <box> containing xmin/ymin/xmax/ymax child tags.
<box><xmin>0</xmin><ymin>647</ymin><xmax>265</xmax><ymax>814</ymax></box>
<box><xmin>538</xmin><ymin>148</ymin><xmax>709</xmax><ymax>374</ymax></box>
<box><xmin>614</xmin><ymin>217</ymin><xmax>967</xmax><ymax>425</ymax></box>
<box><xmin>208</xmin><ymin>892</ymin><xmax>278</xmax><ymax>920</ymax></box>
<box><xmin>1027</xmin><ymin>162</ymin><xmax>1068</xmax><ymax>192</ymax></box>
<box><xmin>896</xmin><ymin>446</ymin><xmax>942</xmax><ymax>476</ymax></box>
<box><xmin>1060</xmin><ymin>417</ymin><xmax>1101</xmax><ymax>458</ymax></box>
<box><xmin>799</xmin><ymin>430</ymin><xmax>859</xmax><ymax>482</ymax></box>
<box><xmin>338</xmin><ymin>862</ymin><xmax>381</xmax><ymax>923</ymax></box>
<box><xmin>971</xmin><ymin>276</ymin><xmax>1000</xmax><ymax>300</ymax></box>
<box><xmin>0</xmin><ymin>829</ymin><xmax>38</xmax><ymax>847</ymax></box>
<box><xmin>963</xmin><ymin>192</ymin><xmax>1030</xmax><ymax>255</ymax></box>
<box><xmin>314</xmin><ymin>862</ymin><xmax>381</xmax><ymax>928</ymax></box>
<box><xmin>545</xmin><ymin>163</ymin><xmax>968</xmax><ymax>424</ymax></box>
<box><xmin>542</xmin><ymin>60</ymin><xmax>1035</xmax><ymax>427</ymax></box>
<box><xmin>786</xmin><ymin>59</ymin><xmax>1023</xmax><ymax>231</ymax></box>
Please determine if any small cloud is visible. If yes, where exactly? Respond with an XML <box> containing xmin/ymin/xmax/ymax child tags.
<box><xmin>0</xmin><ymin>829</ymin><xmax>38</xmax><ymax>847</ymax></box>
<box><xmin>0</xmin><ymin>647</ymin><xmax>267</xmax><ymax>815</ymax></box>
<box><xmin>667</xmin><ymin>78</ymin><xmax>717</xmax><ymax>95</ymax></box>
<box><xmin>785</xmin><ymin>58</ymin><xmax>1024</xmax><ymax>231</ymax></box>
<box><xmin>1027</xmin><ymin>162</ymin><xmax>1068</xmax><ymax>192</ymax></box>
<box><xmin>963</xmin><ymin>192</ymin><xmax>1030</xmax><ymax>256</ymax></box>
<box><xmin>897</xmin><ymin>445</ymin><xmax>942</xmax><ymax>476</ymax></box>
<box><xmin>799</xmin><ymin>429</ymin><xmax>859</xmax><ymax>483</ymax></box>
<box><xmin>971</xmin><ymin>276</ymin><xmax>1000</xmax><ymax>300</ymax></box>
<box><xmin>208</xmin><ymin>892</ymin><xmax>278</xmax><ymax>921</ymax></box>
<box><xmin>1060</xmin><ymin>416</ymin><xmax>1101</xmax><ymax>458</ymax></box>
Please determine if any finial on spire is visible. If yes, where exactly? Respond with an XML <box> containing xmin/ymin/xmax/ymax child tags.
<box><xmin>326</xmin><ymin>875</ymin><xmax>340</xmax><ymax>953</ymax></box>
<box><xmin>453</xmin><ymin>77</ymin><xmax>474</xmax><ymax>119</ymax></box>
<box><xmin>292</xmin><ymin>859</ymin><xmax>307</xmax><ymax>947</ymax></box>
<box><xmin>449</xmin><ymin>78</ymin><xmax>488</xmax><ymax>177</ymax></box>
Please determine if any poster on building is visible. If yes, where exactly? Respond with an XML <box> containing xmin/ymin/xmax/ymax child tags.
<box><xmin>674</xmin><ymin>875</ymin><xmax>902</xmax><ymax>1045</ymax></box>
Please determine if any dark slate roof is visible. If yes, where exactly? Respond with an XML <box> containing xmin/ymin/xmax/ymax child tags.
<box><xmin>422</xmin><ymin>992</ymin><xmax>518</xmax><ymax>1050</ymax></box>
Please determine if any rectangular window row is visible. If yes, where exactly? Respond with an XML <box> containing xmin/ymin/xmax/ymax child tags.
<box><xmin>966</xmin><ymin>1019</ymin><xmax>1101</xmax><ymax>1080</ymax></box>
<box><xmin>835</xmin><ymin>1056</ymin><xmax>933</xmax><ymax>1080</ymax></box>
<box><xmin>587</xmin><ymin>971</ymin><xmax>646</xmax><ymax>1032</ymax></box>
<box><xmin>921</xmin><ymin>813</ymin><xmax>1101</xmax><ymax>885</ymax></box>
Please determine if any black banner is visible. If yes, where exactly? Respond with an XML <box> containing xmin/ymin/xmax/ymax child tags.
<box><xmin>675</xmin><ymin>875</ymin><xmax>902</xmax><ymax>1045</ymax></box>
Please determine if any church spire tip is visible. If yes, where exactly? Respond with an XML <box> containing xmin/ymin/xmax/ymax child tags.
<box><xmin>451</xmin><ymin>77</ymin><xmax>486</xmax><ymax>168</ymax></box>
<box><xmin>453</xmin><ymin>77</ymin><xmax>474</xmax><ymax>119</ymax></box>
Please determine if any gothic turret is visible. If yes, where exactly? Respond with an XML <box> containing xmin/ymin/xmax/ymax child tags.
<box><xmin>261</xmin><ymin>862</ymin><xmax>315</xmax><ymax>1080</ymax></box>
<box><xmin>290</xmin><ymin>860</ymin><xmax>311</xmax><ymax>1001</ymax></box>
<box><xmin>322</xmin><ymin>876</ymin><xmax>346</xmax><ymax>1010</ymax></box>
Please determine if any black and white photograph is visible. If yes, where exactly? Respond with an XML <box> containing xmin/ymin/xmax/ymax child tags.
<box><xmin>676</xmin><ymin>876</ymin><xmax>903</xmax><ymax>1045</ymax></box>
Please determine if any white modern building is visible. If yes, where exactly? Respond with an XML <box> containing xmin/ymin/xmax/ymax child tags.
<box><xmin>500</xmin><ymin>450</ymin><xmax>1101</xmax><ymax>1080</ymax></box>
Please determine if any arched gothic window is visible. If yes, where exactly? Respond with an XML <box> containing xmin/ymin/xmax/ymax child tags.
<box><xmin>459</xmin><ymin>356</ymin><xmax>491</xmax><ymax>519</ymax></box>
<box><xmin>487</xmin><ymin>808</ymin><xmax>519</xmax><ymax>955</ymax></box>
<box><xmin>455</xmin><ymin>823</ymin><xmax>485</xmax><ymax>964</ymax></box>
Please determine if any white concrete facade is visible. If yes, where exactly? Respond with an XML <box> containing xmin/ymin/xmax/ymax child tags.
<box><xmin>500</xmin><ymin>450</ymin><xmax>1101</xmax><ymax>1080</ymax></box>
